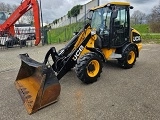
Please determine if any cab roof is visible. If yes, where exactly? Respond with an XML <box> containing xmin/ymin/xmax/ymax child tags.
<box><xmin>90</xmin><ymin>1</ymin><xmax>130</xmax><ymax>10</ymax></box>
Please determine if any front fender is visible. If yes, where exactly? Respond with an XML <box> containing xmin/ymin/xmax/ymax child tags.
<box><xmin>86</xmin><ymin>47</ymin><xmax>106</xmax><ymax>62</ymax></box>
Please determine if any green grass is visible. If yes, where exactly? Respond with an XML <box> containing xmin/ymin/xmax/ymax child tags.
<box><xmin>47</xmin><ymin>23</ymin><xmax>160</xmax><ymax>44</ymax></box>
<box><xmin>141</xmin><ymin>33</ymin><xmax>160</xmax><ymax>43</ymax></box>
<box><xmin>132</xmin><ymin>24</ymin><xmax>160</xmax><ymax>43</ymax></box>
<box><xmin>47</xmin><ymin>22</ymin><xmax>84</xmax><ymax>44</ymax></box>
<box><xmin>132</xmin><ymin>24</ymin><xmax>149</xmax><ymax>33</ymax></box>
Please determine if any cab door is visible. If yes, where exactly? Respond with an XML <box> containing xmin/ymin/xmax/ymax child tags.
<box><xmin>110</xmin><ymin>6</ymin><xmax>130</xmax><ymax>47</ymax></box>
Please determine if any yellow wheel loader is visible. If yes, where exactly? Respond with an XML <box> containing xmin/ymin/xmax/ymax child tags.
<box><xmin>15</xmin><ymin>2</ymin><xmax>142</xmax><ymax>114</ymax></box>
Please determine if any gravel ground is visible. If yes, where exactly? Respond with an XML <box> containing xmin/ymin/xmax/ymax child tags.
<box><xmin>0</xmin><ymin>43</ymin><xmax>160</xmax><ymax>120</ymax></box>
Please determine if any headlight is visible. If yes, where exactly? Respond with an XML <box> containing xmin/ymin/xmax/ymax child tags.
<box><xmin>91</xmin><ymin>30</ymin><xmax>96</xmax><ymax>36</ymax></box>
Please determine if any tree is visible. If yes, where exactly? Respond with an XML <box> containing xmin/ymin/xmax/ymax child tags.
<box><xmin>0</xmin><ymin>2</ymin><xmax>17</xmax><ymax>12</ymax></box>
<box><xmin>11</xmin><ymin>4</ymin><xmax>18</xmax><ymax>12</ymax></box>
<box><xmin>67</xmin><ymin>11</ymin><xmax>71</xmax><ymax>18</ymax></box>
<box><xmin>70</xmin><ymin>5</ymin><xmax>82</xmax><ymax>17</ymax></box>
<box><xmin>148</xmin><ymin>3</ymin><xmax>160</xmax><ymax>32</ymax></box>
<box><xmin>67</xmin><ymin>5</ymin><xmax>82</xmax><ymax>23</ymax></box>
<box><xmin>146</xmin><ymin>14</ymin><xmax>152</xmax><ymax>24</ymax></box>
<box><xmin>52</xmin><ymin>19</ymin><xmax>59</xmax><ymax>24</ymax></box>
<box><xmin>25</xmin><ymin>10</ymin><xmax>33</xmax><ymax>24</ymax></box>
<box><xmin>0</xmin><ymin>2</ymin><xmax>6</xmax><ymax>11</ymax></box>
<box><xmin>131</xmin><ymin>10</ymin><xmax>146</xmax><ymax>24</ymax></box>
<box><xmin>0</xmin><ymin>2</ymin><xmax>33</xmax><ymax>24</ymax></box>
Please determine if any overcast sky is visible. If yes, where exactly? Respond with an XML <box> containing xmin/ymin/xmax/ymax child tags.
<box><xmin>0</xmin><ymin>0</ymin><xmax>159</xmax><ymax>23</ymax></box>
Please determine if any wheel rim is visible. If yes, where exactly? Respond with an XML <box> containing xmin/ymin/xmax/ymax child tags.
<box><xmin>127</xmin><ymin>51</ymin><xmax>135</xmax><ymax>64</ymax></box>
<box><xmin>87</xmin><ymin>60</ymin><xmax>100</xmax><ymax>77</ymax></box>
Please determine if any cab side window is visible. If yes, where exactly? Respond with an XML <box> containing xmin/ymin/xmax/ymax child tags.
<box><xmin>115</xmin><ymin>7</ymin><xmax>128</xmax><ymax>27</ymax></box>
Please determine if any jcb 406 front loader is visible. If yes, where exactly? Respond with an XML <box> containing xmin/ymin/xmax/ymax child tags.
<box><xmin>15</xmin><ymin>2</ymin><xmax>142</xmax><ymax>114</ymax></box>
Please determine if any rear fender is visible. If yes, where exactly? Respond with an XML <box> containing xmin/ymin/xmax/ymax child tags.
<box><xmin>122</xmin><ymin>43</ymin><xmax>139</xmax><ymax>57</ymax></box>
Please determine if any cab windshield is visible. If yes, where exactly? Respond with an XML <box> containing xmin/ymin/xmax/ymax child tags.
<box><xmin>91</xmin><ymin>7</ymin><xmax>112</xmax><ymax>31</ymax></box>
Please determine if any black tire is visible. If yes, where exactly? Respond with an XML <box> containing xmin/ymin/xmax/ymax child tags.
<box><xmin>6</xmin><ymin>41</ymin><xmax>13</xmax><ymax>48</ymax></box>
<box><xmin>118</xmin><ymin>46</ymin><xmax>137</xmax><ymax>69</ymax></box>
<box><xmin>75</xmin><ymin>52</ymin><xmax>103</xmax><ymax>84</ymax></box>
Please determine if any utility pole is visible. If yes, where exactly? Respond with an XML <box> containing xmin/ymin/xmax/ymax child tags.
<box><xmin>97</xmin><ymin>0</ymin><xmax>100</xmax><ymax>6</ymax></box>
<box><xmin>84</xmin><ymin>4</ymin><xmax>86</xmax><ymax>25</ymax></box>
<box><xmin>39</xmin><ymin>0</ymin><xmax>44</xmax><ymax>46</ymax></box>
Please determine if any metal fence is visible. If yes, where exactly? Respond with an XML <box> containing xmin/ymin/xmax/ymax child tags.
<box><xmin>47</xmin><ymin>12</ymin><xmax>91</xmax><ymax>44</ymax></box>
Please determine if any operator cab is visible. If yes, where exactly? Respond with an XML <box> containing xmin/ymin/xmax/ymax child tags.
<box><xmin>0</xmin><ymin>11</ymin><xmax>9</xmax><ymax>24</ymax></box>
<box><xmin>89</xmin><ymin>2</ymin><xmax>133</xmax><ymax>48</ymax></box>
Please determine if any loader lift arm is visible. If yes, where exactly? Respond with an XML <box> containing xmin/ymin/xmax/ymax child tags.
<box><xmin>0</xmin><ymin>0</ymin><xmax>41</xmax><ymax>45</ymax></box>
<box><xmin>43</xmin><ymin>24</ymin><xmax>92</xmax><ymax>80</ymax></box>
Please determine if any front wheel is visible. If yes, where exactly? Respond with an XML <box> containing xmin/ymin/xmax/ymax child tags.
<box><xmin>75</xmin><ymin>52</ymin><xmax>103</xmax><ymax>84</ymax></box>
<box><xmin>118</xmin><ymin>46</ymin><xmax>137</xmax><ymax>69</ymax></box>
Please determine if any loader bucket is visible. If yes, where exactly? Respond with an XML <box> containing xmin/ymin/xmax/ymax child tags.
<box><xmin>15</xmin><ymin>54</ymin><xmax>61</xmax><ymax>114</ymax></box>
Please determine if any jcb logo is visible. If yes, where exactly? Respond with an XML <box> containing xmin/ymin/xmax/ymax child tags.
<box><xmin>73</xmin><ymin>45</ymin><xmax>84</xmax><ymax>61</ymax></box>
<box><xmin>133</xmin><ymin>36</ymin><xmax>141</xmax><ymax>42</ymax></box>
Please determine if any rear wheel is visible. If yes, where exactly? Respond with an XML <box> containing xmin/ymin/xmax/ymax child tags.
<box><xmin>118</xmin><ymin>46</ymin><xmax>137</xmax><ymax>69</ymax></box>
<box><xmin>75</xmin><ymin>52</ymin><xmax>103</xmax><ymax>84</ymax></box>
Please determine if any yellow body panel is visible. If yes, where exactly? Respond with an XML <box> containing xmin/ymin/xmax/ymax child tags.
<box><xmin>75</xmin><ymin>27</ymin><xmax>98</xmax><ymax>58</ymax></box>
<box><xmin>102</xmin><ymin>48</ymin><xmax>116</xmax><ymax>59</ymax></box>
<box><xmin>131</xmin><ymin>28</ymin><xmax>141</xmax><ymax>36</ymax></box>
<box><xmin>109</xmin><ymin>2</ymin><xmax>130</xmax><ymax>6</ymax></box>
<box><xmin>136</xmin><ymin>43</ymin><xmax>143</xmax><ymax>52</ymax></box>
<box><xmin>90</xmin><ymin>1</ymin><xmax>130</xmax><ymax>11</ymax></box>
<box><xmin>131</xmin><ymin>28</ymin><xmax>142</xmax><ymax>52</ymax></box>
<box><xmin>81</xmin><ymin>35</ymin><xmax>97</xmax><ymax>56</ymax></box>
<box><xmin>74</xmin><ymin>26</ymin><xmax>93</xmax><ymax>48</ymax></box>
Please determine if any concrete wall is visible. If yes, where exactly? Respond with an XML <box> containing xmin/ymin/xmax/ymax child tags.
<box><xmin>51</xmin><ymin>0</ymin><xmax>98</xmax><ymax>29</ymax></box>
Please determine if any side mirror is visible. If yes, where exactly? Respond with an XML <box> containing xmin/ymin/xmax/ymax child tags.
<box><xmin>112</xmin><ymin>10</ymin><xmax>118</xmax><ymax>19</ymax></box>
<box><xmin>130</xmin><ymin>6</ymin><xmax>134</xmax><ymax>9</ymax></box>
<box><xmin>87</xmin><ymin>17</ymin><xmax>92</xmax><ymax>20</ymax></box>
<box><xmin>87</xmin><ymin>11</ymin><xmax>93</xmax><ymax>20</ymax></box>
